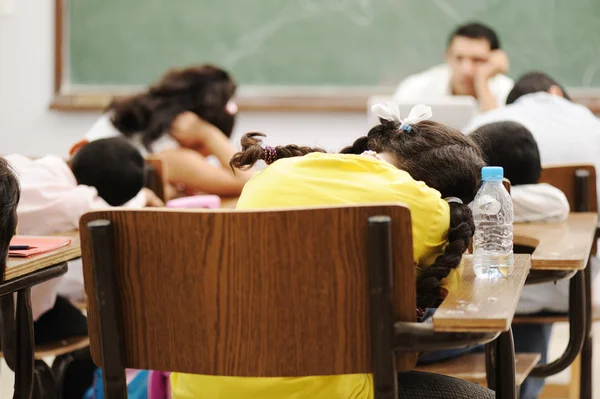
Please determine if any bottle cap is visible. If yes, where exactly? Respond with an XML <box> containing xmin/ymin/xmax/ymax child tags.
<box><xmin>482</xmin><ymin>166</ymin><xmax>504</xmax><ymax>182</ymax></box>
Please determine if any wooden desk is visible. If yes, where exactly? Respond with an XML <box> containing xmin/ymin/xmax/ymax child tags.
<box><xmin>434</xmin><ymin>254</ymin><xmax>531</xmax><ymax>333</ymax></box>
<box><xmin>0</xmin><ymin>231</ymin><xmax>81</xmax><ymax>399</ymax></box>
<box><xmin>514</xmin><ymin>213</ymin><xmax>598</xmax><ymax>270</ymax></box>
<box><xmin>5</xmin><ymin>231</ymin><xmax>81</xmax><ymax>281</ymax></box>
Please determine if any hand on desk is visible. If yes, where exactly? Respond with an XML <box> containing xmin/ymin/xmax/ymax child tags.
<box><xmin>143</xmin><ymin>188</ymin><xmax>165</xmax><ymax>207</ymax></box>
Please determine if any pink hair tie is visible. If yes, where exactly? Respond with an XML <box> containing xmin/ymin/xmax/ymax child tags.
<box><xmin>264</xmin><ymin>146</ymin><xmax>278</xmax><ymax>165</ymax></box>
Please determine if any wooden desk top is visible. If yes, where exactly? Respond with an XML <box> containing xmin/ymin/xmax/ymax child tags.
<box><xmin>514</xmin><ymin>213</ymin><xmax>598</xmax><ymax>271</ymax></box>
<box><xmin>433</xmin><ymin>254</ymin><xmax>531</xmax><ymax>333</ymax></box>
<box><xmin>5</xmin><ymin>231</ymin><xmax>81</xmax><ymax>281</ymax></box>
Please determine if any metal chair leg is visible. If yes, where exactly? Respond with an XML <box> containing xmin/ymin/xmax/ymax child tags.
<box><xmin>14</xmin><ymin>288</ymin><xmax>34</xmax><ymax>399</ymax></box>
<box><xmin>495</xmin><ymin>329</ymin><xmax>517</xmax><ymax>399</ymax></box>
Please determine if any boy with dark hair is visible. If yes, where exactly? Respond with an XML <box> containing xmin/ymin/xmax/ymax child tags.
<box><xmin>470</xmin><ymin>121</ymin><xmax>569</xmax><ymax>223</ymax></box>
<box><xmin>470</xmin><ymin>121</ymin><xmax>570</xmax><ymax>399</ymax></box>
<box><xmin>4</xmin><ymin>137</ymin><xmax>162</xmax><ymax>329</ymax></box>
<box><xmin>4</xmin><ymin>137</ymin><xmax>162</xmax><ymax>397</ymax></box>
<box><xmin>506</xmin><ymin>71</ymin><xmax>572</xmax><ymax>105</ymax></box>
<box><xmin>394</xmin><ymin>21</ymin><xmax>513</xmax><ymax>111</ymax></box>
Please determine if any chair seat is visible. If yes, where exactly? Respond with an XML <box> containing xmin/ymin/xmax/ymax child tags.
<box><xmin>0</xmin><ymin>336</ymin><xmax>90</xmax><ymax>360</ymax></box>
<box><xmin>413</xmin><ymin>353</ymin><xmax>541</xmax><ymax>387</ymax></box>
<box><xmin>513</xmin><ymin>304</ymin><xmax>600</xmax><ymax>324</ymax></box>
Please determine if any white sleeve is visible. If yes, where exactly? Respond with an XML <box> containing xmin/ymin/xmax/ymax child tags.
<box><xmin>491</xmin><ymin>74</ymin><xmax>515</xmax><ymax>106</ymax></box>
<box><xmin>512</xmin><ymin>183</ymin><xmax>570</xmax><ymax>223</ymax></box>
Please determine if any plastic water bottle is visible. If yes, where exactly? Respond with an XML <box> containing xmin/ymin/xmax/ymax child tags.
<box><xmin>472</xmin><ymin>166</ymin><xmax>514</xmax><ymax>277</ymax></box>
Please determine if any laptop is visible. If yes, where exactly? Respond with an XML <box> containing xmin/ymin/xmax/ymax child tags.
<box><xmin>367</xmin><ymin>96</ymin><xmax>478</xmax><ymax>132</ymax></box>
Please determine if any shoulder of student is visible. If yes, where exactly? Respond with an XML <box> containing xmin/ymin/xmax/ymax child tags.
<box><xmin>512</xmin><ymin>183</ymin><xmax>570</xmax><ymax>223</ymax></box>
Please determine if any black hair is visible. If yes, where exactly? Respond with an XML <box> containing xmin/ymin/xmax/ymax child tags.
<box><xmin>70</xmin><ymin>137</ymin><xmax>146</xmax><ymax>206</ymax></box>
<box><xmin>108</xmin><ymin>65</ymin><xmax>237</xmax><ymax>151</ymax></box>
<box><xmin>470</xmin><ymin>121</ymin><xmax>541</xmax><ymax>185</ymax></box>
<box><xmin>0</xmin><ymin>158</ymin><xmax>20</xmax><ymax>281</ymax></box>
<box><xmin>232</xmin><ymin>120</ymin><xmax>486</xmax><ymax>309</ymax></box>
<box><xmin>448</xmin><ymin>21</ymin><xmax>500</xmax><ymax>50</ymax></box>
<box><xmin>506</xmin><ymin>71</ymin><xmax>571</xmax><ymax>105</ymax></box>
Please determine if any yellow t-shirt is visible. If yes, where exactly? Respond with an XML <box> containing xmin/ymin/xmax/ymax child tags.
<box><xmin>171</xmin><ymin>153</ymin><xmax>451</xmax><ymax>399</ymax></box>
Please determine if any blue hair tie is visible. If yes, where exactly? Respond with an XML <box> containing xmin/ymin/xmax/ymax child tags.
<box><xmin>400</xmin><ymin>123</ymin><xmax>412</xmax><ymax>133</ymax></box>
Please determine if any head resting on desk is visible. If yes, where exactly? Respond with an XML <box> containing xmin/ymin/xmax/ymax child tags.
<box><xmin>231</xmin><ymin>113</ymin><xmax>486</xmax><ymax>308</ymax></box>
<box><xmin>0</xmin><ymin>158</ymin><xmax>20</xmax><ymax>281</ymax></box>
<box><xmin>506</xmin><ymin>71</ymin><xmax>572</xmax><ymax>105</ymax></box>
<box><xmin>470</xmin><ymin>121</ymin><xmax>541</xmax><ymax>186</ymax></box>
<box><xmin>108</xmin><ymin>64</ymin><xmax>237</xmax><ymax>151</ymax></box>
<box><xmin>69</xmin><ymin>137</ymin><xmax>145</xmax><ymax>207</ymax></box>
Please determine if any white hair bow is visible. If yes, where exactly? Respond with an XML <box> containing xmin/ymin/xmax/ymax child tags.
<box><xmin>371</xmin><ymin>103</ymin><xmax>433</xmax><ymax>132</ymax></box>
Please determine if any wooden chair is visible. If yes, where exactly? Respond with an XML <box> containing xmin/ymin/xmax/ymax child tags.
<box><xmin>515</xmin><ymin>164</ymin><xmax>597</xmax><ymax>399</ymax></box>
<box><xmin>79</xmin><ymin>205</ymin><xmax>497</xmax><ymax>398</ymax></box>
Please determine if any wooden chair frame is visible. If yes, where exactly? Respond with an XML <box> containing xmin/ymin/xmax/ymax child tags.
<box><xmin>80</xmin><ymin>205</ymin><xmax>497</xmax><ymax>399</ymax></box>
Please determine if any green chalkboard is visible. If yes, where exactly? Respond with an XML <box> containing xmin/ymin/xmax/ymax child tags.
<box><xmin>68</xmin><ymin>0</ymin><xmax>600</xmax><ymax>88</ymax></box>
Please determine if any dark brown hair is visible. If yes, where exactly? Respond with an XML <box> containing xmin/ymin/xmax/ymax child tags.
<box><xmin>0</xmin><ymin>158</ymin><xmax>20</xmax><ymax>282</ymax></box>
<box><xmin>470</xmin><ymin>121</ymin><xmax>541</xmax><ymax>185</ymax></box>
<box><xmin>231</xmin><ymin>120</ymin><xmax>485</xmax><ymax>308</ymax></box>
<box><xmin>108</xmin><ymin>65</ymin><xmax>237</xmax><ymax>151</ymax></box>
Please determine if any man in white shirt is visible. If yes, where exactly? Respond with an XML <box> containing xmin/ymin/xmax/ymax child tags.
<box><xmin>466</xmin><ymin>71</ymin><xmax>600</xmax><ymax>200</ymax></box>
<box><xmin>393</xmin><ymin>22</ymin><xmax>514</xmax><ymax>112</ymax></box>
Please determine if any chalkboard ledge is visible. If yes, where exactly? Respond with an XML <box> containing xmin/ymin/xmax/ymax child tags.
<box><xmin>51</xmin><ymin>89</ymin><xmax>376</xmax><ymax>113</ymax></box>
<box><xmin>50</xmin><ymin>89</ymin><xmax>600</xmax><ymax>114</ymax></box>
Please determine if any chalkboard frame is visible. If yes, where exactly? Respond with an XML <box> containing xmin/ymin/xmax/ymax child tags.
<box><xmin>51</xmin><ymin>0</ymin><xmax>600</xmax><ymax>114</ymax></box>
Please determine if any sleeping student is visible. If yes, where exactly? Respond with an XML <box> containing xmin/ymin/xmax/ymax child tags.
<box><xmin>79</xmin><ymin>64</ymin><xmax>252</xmax><ymax>198</ymax></box>
<box><xmin>470</xmin><ymin>120</ymin><xmax>570</xmax><ymax>399</ymax></box>
<box><xmin>4</xmin><ymin>137</ymin><xmax>159</xmax><ymax>398</ymax></box>
<box><xmin>169</xmin><ymin>103</ymin><xmax>488</xmax><ymax>399</ymax></box>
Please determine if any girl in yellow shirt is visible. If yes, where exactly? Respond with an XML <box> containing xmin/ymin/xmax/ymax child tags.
<box><xmin>171</xmin><ymin>104</ymin><xmax>486</xmax><ymax>399</ymax></box>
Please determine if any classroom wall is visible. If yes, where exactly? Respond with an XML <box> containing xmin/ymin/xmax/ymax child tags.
<box><xmin>0</xmin><ymin>1</ymin><xmax>368</xmax><ymax>157</ymax></box>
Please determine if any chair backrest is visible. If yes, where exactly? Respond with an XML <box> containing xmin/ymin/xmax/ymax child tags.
<box><xmin>145</xmin><ymin>157</ymin><xmax>166</xmax><ymax>202</ymax></box>
<box><xmin>80</xmin><ymin>204</ymin><xmax>416</xmax><ymax>379</ymax></box>
<box><xmin>503</xmin><ymin>178</ymin><xmax>511</xmax><ymax>194</ymax></box>
<box><xmin>539</xmin><ymin>164</ymin><xmax>597</xmax><ymax>212</ymax></box>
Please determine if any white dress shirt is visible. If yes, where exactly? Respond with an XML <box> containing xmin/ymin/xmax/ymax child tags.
<box><xmin>393</xmin><ymin>64</ymin><xmax>514</xmax><ymax>107</ymax></box>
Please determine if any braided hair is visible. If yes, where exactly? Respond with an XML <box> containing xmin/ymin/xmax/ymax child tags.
<box><xmin>230</xmin><ymin>133</ymin><xmax>325</xmax><ymax>169</ymax></box>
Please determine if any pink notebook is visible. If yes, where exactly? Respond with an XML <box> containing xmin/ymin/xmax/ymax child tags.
<box><xmin>9</xmin><ymin>236</ymin><xmax>72</xmax><ymax>258</ymax></box>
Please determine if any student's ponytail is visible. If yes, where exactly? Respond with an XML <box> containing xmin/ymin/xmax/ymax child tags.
<box><xmin>416</xmin><ymin>202</ymin><xmax>475</xmax><ymax>308</ymax></box>
<box><xmin>340</xmin><ymin>120</ymin><xmax>397</xmax><ymax>155</ymax></box>
<box><xmin>230</xmin><ymin>133</ymin><xmax>325</xmax><ymax>170</ymax></box>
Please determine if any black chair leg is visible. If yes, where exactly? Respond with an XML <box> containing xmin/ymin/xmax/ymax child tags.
<box><xmin>580</xmin><ymin>333</ymin><xmax>593</xmax><ymax>399</ymax></box>
<box><xmin>33</xmin><ymin>360</ymin><xmax>57</xmax><ymax>399</ymax></box>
